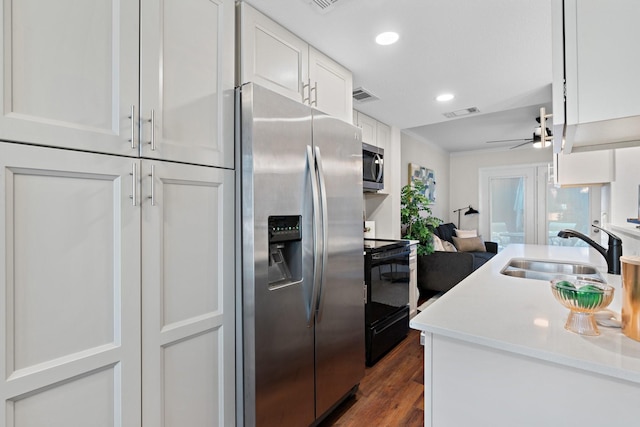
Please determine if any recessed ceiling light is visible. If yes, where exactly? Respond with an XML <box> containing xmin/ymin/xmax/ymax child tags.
<box><xmin>375</xmin><ymin>32</ymin><xmax>399</xmax><ymax>46</ymax></box>
<box><xmin>436</xmin><ymin>93</ymin><xmax>455</xmax><ymax>102</ymax></box>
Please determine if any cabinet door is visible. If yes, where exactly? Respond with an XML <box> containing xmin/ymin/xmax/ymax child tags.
<box><xmin>141</xmin><ymin>160</ymin><xmax>234</xmax><ymax>426</ymax></box>
<box><xmin>239</xmin><ymin>2</ymin><xmax>308</xmax><ymax>103</ymax></box>
<box><xmin>554</xmin><ymin>150</ymin><xmax>614</xmax><ymax>185</ymax></box>
<box><xmin>0</xmin><ymin>0</ymin><xmax>139</xmax><ymax>156</ymax></box>
<box><xmin>309</xmin><ymin>47</ymin><xmax>353</xmax><ymax>123</ymax></box>
<box><xmin>140</xmin><ymin>0</ymin><xmax>234</xmax><ymax>168</ymax></box>
<box><xmin>565</xmin><ymin>0</ymin><xmax>640</xmax><ymax>124</ymax></box>
<box><xmin>376</xmin><ymin>121</ymin><xmax>390</xmax><ymax>153</ymax></box>
<box><xmin>0</xmin><ymin>143</ymin><xmax>141</xmax><ymax>426</ymax></box>
<box><xmin>355</xmin><ymin>112</ymin><xmax>378</xmax><ymax>146</ymax></box>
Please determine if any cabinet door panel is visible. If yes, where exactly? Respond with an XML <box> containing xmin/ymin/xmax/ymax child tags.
<box><xmin>141</xmin><ymin>160</ymin><xmax>234</xmax><ymax>426</ymax></box>
<box><xmin>140</xmin><ymin>0</ymin><xmax>234</xmax><ymax>167</ymax></box>
<box><xmin>0</xmin><ymin>0</ymin><xmax>139</xmax><ymax>156</ymax></box>
<box><xmin>309</xmin><ymin>47</ymin><xmax>352</xmax><ymax>123</ymax></box>
<box><xmin>0</xmin><ymin>143</ymin><xmax>141</xmax><ymax>426</ymax></box>
<box><xmin>239</xmin><ymin>2</ymin><xmax>308</xmax><ymax>102</ymax></box>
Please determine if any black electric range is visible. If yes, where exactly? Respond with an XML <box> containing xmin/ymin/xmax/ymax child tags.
<box><xmin>363</xmin><ymin>239</ymin><xmax>410</xmax><ymax>365</ymax></box>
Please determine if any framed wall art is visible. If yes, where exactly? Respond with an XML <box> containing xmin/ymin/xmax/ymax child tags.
<box><xmin>408</xmin><ymin>163</ymin><xmax>436</xmax><ymax>203</ymax></box>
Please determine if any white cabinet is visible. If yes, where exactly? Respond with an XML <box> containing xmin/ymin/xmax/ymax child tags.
<box><xmin>0</xmin><ymin>143</ymin><xmax>236</xmax><ymax>426</ymax></box>
<box><xmin>376</xmin><ymin>121</ymin><xmax>391</xmax><ymax>153</ymax></box>
<box><xmin>0</xmin><ymin>142</ymin><xmax>141</xmax><ymax>426</ymax></box>
<box><xmin>408</xmin><ymin>243</ymin><xmax>419</xmax><ymax>317</ymax></box>
<box><xmin>139</xmin><ymin>0</ymin><xmax>235</xmax><ymax>167</ymax></box>
<box><xmin>239</xmin><ymin>2</ymin><xmax>353</xmax><ymax>122</ymax></box>
<box><xmin>0</xmin><ymin>0</ymin><xmax>139</xmax><ymax>156</ymax></box>
<box><xmin>354</xmin><ymin>111</ymin><xmax>378</xmax><ymax>146</ymax></box>
<box><xmin>554</xmin><ymin>150</ymin><xmax>614</xmax><ymax>186</ymax></box>
<box><xmin>141</xmin><ymin>160</ymin><xmax>235</xmax><ymax>426</ymax></box>
<box><xmin>0</xmin><ymin>0</ymin><xmax>235</xmax><ymax>168</ymax></box>
<box><xmin>308</xmin><ymin>47</ymin><xmax>353</xmax><ymax>122</ymax></box>
<box><xmin>553</xmin><ymin>0</ymin><xmax>640</xmax><ymax>153</ymax></box>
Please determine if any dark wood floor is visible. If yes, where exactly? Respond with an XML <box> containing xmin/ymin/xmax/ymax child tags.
<box><xmin>318</xmin><ymin>328</ymin><xmax>424</xmax><ymax>427</ymax></box>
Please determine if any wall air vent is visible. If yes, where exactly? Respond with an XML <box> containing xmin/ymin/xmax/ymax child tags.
<box><xmin>301</xmin><ymin>0</ymin><xmax>345</xmax><ymax>14</ymax></box>
<box><xmin>443</xmin><ymin>107</ymin><xmax>480</xmax><ymax>119</ymax></box>
<box><xmin>352</xmin><ymin>87</ymin><xmax>379</xmax><ymax>103</ymax></box>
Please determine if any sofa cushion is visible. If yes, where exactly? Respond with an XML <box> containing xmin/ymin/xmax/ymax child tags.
<box><xmin>453</xmin><ymin>236</ymin><xmax>486</xmax><ymax>252</ymax></box>
<box><xmin>441</xmin><ymin>241</ymin><xmax>457</xmax><ymax>252</ymax></box>
<box><xmin>434</xmin><ymin>223</ymin><xmax>457</xmax><ymax>244</ymax></box>
<box><xmin>454</xmin><ymin>229</ymin><xmax>478</xmax><ymax>238</ymax></box>
<box><xmin>432</xmin><ymin>235</ymin><xmax>445</xmax><ymax>251</ymax></box>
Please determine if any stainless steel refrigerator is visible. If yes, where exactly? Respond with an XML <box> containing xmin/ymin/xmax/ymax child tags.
<box><xmin>237</xmin><ymin>83</ymin><xmax>365</xmax><ymax>426</ymax></box>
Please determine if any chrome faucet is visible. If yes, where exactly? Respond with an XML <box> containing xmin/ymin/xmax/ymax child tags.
<box><xmin>557</xmin><ymin>225</ymin><xmax>622</xmax><ymax>275</ymax></box>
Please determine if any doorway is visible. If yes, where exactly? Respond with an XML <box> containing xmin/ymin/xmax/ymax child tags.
<box><xmin>480</xmin><ymin>165</ymin><xmax>601</xmax><ymax>251</ymax></box>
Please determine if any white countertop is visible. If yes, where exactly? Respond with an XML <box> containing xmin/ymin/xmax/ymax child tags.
<box><xmin>410</xmin><ymin>244</ymin><xmax>640</xmax><ymax>384</ymax></box>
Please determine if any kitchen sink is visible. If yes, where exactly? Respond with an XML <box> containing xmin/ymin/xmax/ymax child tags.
<box><xmin>500</xmin><ymin>258</ymin><xmax>605</xmax><ymax>282</ymax></box>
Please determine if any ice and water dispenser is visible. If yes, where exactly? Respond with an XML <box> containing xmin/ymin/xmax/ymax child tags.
<box><xmin>268</xmin><ymin>215</ymin><xmax>302</xmax><ymax>288</ymax></box>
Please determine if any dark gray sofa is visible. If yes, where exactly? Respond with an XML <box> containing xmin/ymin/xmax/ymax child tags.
<box><xmin>417</xmin><ymin>223</ymin><xmax>498</xmax><ymax>296</ymax></box>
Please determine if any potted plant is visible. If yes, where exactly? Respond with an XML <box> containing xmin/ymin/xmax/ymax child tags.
<box><xmin>401</xmin><ymin>181</ymin><xmax>442</xmax><ymax>255</ymax></box>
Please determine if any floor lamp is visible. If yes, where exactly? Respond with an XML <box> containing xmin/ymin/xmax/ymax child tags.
<box><xmin>453</xmin><ymin>205</ymin><xmax>479</xmax><ymax>228</ymax></box>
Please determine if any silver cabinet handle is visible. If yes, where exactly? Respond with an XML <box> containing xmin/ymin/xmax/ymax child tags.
<box><xmin>147</xmin><ymin>109</ymin><xmax>156</xmax><ymax>151</ymax></box>
<box><xmin>128</xmin><ymin>105</ymin><xmax>136</xmax><ymax>149</ymax></box>
<box><xmin>148</xmin><ymin>164</ymin><xmax>155</xmax><ymax>206</ymax></box>
<box><xmin>129</xmin><ymin>163</ymin><xmax>137</xmax><ymax>206</ymax></box>
<box><xmin>311</xmin><ymin>81</ymin><xmax>317</xmax><ymax>106</ymax></box>
<box><xmin>302</xmin><ymin>79</ymin><xmax>310</xmax><ymax>105</ymax></box>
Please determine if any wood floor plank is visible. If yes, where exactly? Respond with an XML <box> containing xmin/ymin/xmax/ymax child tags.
<box><xmin>319</xmin><ymin>329</ymin><xmax>424</xmax><ymax>427</ymax></box>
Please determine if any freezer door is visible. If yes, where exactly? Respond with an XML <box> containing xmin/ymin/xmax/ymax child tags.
<box><xmin>312</xmin><ymin>111</ymin><xmax>365</xmax><ymax>417</ymax></box>
<box><xmin>240</xmin><ymin>83</ymin><xmax>316</xmax><ymax>426</ymax></box>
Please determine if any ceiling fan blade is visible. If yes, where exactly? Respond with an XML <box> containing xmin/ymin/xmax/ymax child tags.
<box><xmin>509</xmin><ymin>140</ymin><xmax>534</xmax><ymax>149</ymax></box>
<box><xmin>485</xmin><ymin>138</ymin><xmax>531</xmax><ymax>144</ymax></box>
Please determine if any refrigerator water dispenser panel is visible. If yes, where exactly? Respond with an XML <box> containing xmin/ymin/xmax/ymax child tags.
<box><xmin>268</xmin><ymin>215</ymin><xmax>302</xmax><ymax>288</ymax></box>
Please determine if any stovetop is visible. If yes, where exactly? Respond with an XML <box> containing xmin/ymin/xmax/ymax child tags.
<box><xmin>364</xmin><ymin>238</ymin><xmax>409</xmax><ymax>254</ymax></box>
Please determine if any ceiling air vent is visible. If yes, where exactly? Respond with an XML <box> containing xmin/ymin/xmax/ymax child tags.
<box><xmin>352</xmin><ymin>87</ymin><xmax>379</xmax><ymax>103</ymax></box>
<box><xmin>301</xmin><ymin>0</ymin><xmax>345</xmax><ymax>14</ymax></box>
<box><xmin>443</xmin><ymin>107</ymin><xmax>480</xmax><ymax>119</ymax></box>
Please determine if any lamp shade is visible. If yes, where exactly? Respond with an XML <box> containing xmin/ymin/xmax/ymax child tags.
<box><xmin>465</xmin><ymin>206</ymin><xmax>479</xmax><ymax>215</ymax></box>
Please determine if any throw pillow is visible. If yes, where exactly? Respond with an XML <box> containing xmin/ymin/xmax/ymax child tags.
<box><xmin>441</xmin><ymin>241</ymin><xmax>458</xmax><ymax>252</ymax></box>
<box><xmin>432</xmin><ymin>235</ymin><xmax>445</xmax><ymax>252</ymax></box>
<box><xmin>455</xmin><ymin>229</ymin><xmax>478</xmax><ymax>238</ymax></box>
<box><xmin>452</xmin><ymin>236</ymin><xmax>486</xmax><ymax>252</ymax></box>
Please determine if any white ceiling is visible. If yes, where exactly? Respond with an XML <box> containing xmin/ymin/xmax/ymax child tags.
<box><xmin>243</xmin><ymin>0</ymin><xmax>553</xmax><ymax>152</ymax></box>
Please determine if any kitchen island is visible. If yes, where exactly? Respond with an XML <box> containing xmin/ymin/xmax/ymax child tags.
<box><xmin>410</xmin><ymin>244</ymin><xmax>640</xmax><ymax>427</ymax></box>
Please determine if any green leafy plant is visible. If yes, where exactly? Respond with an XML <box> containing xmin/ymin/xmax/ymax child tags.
<box><xmin>401</xmin><ymin>181</ymin><xmax>442</xmax><ymax>256</ymax></box>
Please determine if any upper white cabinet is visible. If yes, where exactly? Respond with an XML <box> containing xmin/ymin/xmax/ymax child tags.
<box><xmin>0</xmin><ymin>0</ymin><xmax>139</xmax><ymax>156</ymax></box>
<box><xmin>308</xmin><ymin>47</ymin><xmax>353</xmax><ymax>122</ymax></box>
<box><xmin>238</xmin><ymin>2</ymin><xmax>353</xmax><ymax>123</ymax></box>
<box><xmin>0</xmin><ymin>0</ymin><xmax>235</xmax><ymax>168</ymax></box>
<box><xmin>140</xmin><ymin>0</ymin><xmax>235</xmax><ymax>167</ymax></box>
<box><xmin>354</xmin><ymin>111</ymin><xmax>378</xmax><ymax>146</ymax></box>
<box><xmin>554</xmin><ymin>150</ymin><xmax>614</xmax><ymax>186</ymax></box>
<box><xmin>553</xmin><ymin>0</ymin><xmax>640</xmax><ymax>153</ymax></box>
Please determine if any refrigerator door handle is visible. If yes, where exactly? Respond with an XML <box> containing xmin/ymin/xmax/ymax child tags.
<box><xmin>314</xmin><ymin>146</ymin><xmax>329</xmax><ymax>322</ymax></box>
<box><xmin>307</xmin><ymin>145</ymin><xmax>321</xmax><ymax>327</ymax></box>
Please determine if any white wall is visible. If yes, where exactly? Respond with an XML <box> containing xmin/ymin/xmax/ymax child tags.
<box><xmin>400</xmin><ymin>131</ymin><xmax>450</xmax><ymax>224</ymax></box>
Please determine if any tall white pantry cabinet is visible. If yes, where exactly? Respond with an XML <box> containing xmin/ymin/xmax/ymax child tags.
<box><xmin>0</xmin><ymin>1</ymin><xmax>235</xmax><ymax>426</ymax></box>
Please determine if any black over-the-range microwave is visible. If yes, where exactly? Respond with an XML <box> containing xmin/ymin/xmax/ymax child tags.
<box><xmin>362</xmin><ymin>142</ymin><xmax>384</xmax><ymax>192</ymax></box>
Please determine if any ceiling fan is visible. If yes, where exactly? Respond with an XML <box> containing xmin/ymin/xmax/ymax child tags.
<box><xmin>486</xmin><ymin>115</ymin><xmax>553</xmax><ymax>149</ymax></box>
